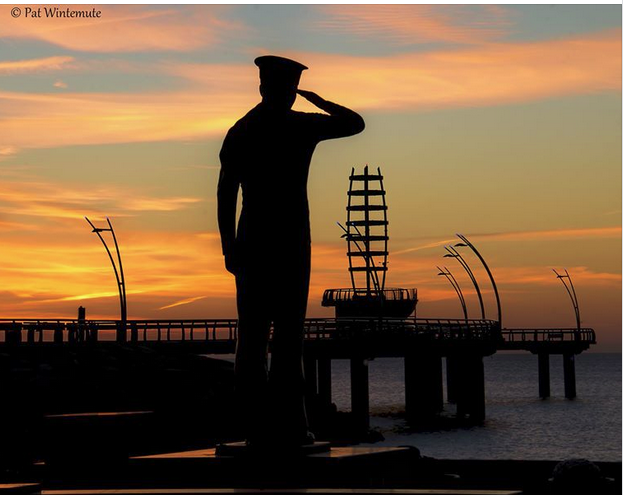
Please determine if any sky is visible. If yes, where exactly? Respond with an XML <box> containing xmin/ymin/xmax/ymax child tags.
<box><xmin>0</xmin><ymin>4</ymin><xmax>621</xmax><ymax>350</ymax></box>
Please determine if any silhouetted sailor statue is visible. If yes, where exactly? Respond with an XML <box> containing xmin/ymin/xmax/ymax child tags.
<box><xmin>218</xmin><ymin>55</ymin><xmax>365</xmax><ymax>448</ymax></box>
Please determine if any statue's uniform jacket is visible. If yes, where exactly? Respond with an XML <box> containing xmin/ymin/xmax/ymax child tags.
<box><xmin>218</xmin><ymin>100</ymin><xmax>364</xmax><ymax>440</ymax></box>
<box><xmin>219</xmin><ymin>102</ymin><xmax>363</xmax><ymax>315</ymax></box>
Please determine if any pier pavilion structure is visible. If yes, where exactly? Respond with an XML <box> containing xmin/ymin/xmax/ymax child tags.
<box><xmin>321</xmin><ymin>166</ymin><xmax>418</xmax><ymax>320</ymax></box>
<box><xmin>316</xmin><ymin>165</ymin><xmax>493</xmax><ymax>427</ymax></box>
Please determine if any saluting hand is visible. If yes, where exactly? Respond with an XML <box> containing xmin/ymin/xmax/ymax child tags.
<box><xmin>296</xmin><ymin>89</ymin><xmax>326</xmax><ymax>107</ymax></box>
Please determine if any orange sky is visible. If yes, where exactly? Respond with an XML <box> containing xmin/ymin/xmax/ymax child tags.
<box><xmin>0</xmin><ymin>5</ymin><xmax>620</xmax><ymax>350</ymax></box>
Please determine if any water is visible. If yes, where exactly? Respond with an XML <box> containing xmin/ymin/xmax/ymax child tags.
<box><xmin>330</xmin><ymin>353</ymin><xmax>621</xmax><ymax>461</ymax></box>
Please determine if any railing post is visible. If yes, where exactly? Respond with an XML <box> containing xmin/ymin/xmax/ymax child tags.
<box><xmin>88</xmin><ymin>323</ymin><xmax>98</xmax><ymax>342</ymax></box>
<box><xmin>6</xmin><ymin>322</ymin><xmax>22</xmax><ymax>345</ymax></box>
<box><xmin>116</xmin><ymin>320</ymin><xmax>127</xmax><ymax>342</ymax></box>
<box><xmin>54</xmin><ymin>323</ymin><xmax>63</xmax><ymax>344</ymax></box>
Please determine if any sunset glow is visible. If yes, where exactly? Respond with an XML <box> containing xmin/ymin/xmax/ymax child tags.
<box><xmin>0</xmin><ymin>5</ymin><xmax>620</xmax><ymax>350</ymax></box>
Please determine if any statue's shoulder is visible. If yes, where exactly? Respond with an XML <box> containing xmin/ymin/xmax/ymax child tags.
<box><xmin>227</xmin><ymin>106</ymin><xmax>262</xmax><ymax>137</ymax></box>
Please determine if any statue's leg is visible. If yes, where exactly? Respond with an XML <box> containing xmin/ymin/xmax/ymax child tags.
<box><xmin>235</xmin><ymin>269</ymin><xmax>272</xmax><ymax>444</ymax></box>
<box><xmin>269</xmin><ymin>247</ymin><xmax>311</xmax><ymax>444</ymax></box>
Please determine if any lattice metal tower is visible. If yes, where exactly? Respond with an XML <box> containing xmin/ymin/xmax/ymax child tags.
<box><xmin>322</xmin><ymin>166</ymin><xmax>418</xmax><ymax>318</ymax></box>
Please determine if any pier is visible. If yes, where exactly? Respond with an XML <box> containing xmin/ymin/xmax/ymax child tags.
<box><xmin>0</xmin><ymin>317</ymin><xmax>596</xmax><ymax>430</ymax></box>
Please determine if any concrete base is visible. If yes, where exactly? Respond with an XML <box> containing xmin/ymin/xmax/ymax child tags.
<box><xmin>43</xmin><ymin>489</ymin><xmax>522</xmax><ymax>495</ymax></box>
<box><xmin>0</xmin><ymin>485</ymin><xmax>40</xmax><ymax>495</ymax></box>
<box><xmin>215</xmin><ymin>441</ymin><xmax>330</xmax><ymax>457</ymax></box>
<box><xmin>135</xmin><ymin>445</ymin><xmax>411</xmax><ymax>463</ymax></box>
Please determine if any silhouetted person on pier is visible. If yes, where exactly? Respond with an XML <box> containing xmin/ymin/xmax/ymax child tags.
<box><xmin>218</xmin><ymin>55</ymin><xmax>364</xmax><ymax>448</ymax></box>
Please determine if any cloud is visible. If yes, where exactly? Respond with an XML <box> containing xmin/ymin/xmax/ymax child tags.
<box><xmin>159</xmin><ymin>295</ymin><xmax>207</xmax><ymax>310</ymax></box>
<box><xmin>492</xmin><ymin>265</ymin><xmax>621</xmax><ymax>287</ymax></box>
<box><xmin>0</xmin><ymin>56</ymin><xmax>75</xmax><ymax>74</ymax></box>
<box><xmin>0</xmin><ymin>5</ymin><xmax>241</xmax><ymax>52</ymax></box>
<box><xmin>0</xmin><ymin>29</ymin><xmax>619</xmax><ymax>149</ymax></box>
<box><xmin>0</xmin><ymin>86</ymin><xmax>255</xmax><ymax>148</ymax></box>
<box><xmin>316</xmin><ymin>5</ymin><xmax>512</xmax><ymax>45</ymax></box>
<box><xmin>297</xmin><ymin>28</ymin><xmax>621</xmax><ymax>111</ymax></box>
<box><xmin>0</xmin><ymin>226</ymin><xmax>234</xmax><ymax>319</ymax></box>
<box><xmin>468</xmin><ymin>227</ymin><xmax>622</xmax><ymax>242</ymax></box>
<box><xmin>53</xmin><ymin>80</ymin><xmax>68</xmax><ymax>89</ymax></box>
<box><xmin>0</xmin><ymin>146</ymin><xmax>19</xmax><ymax>158</ymax></box>
<box><xmin>0</xmin><ymin>179</ymin><xmax>202</xmax><ymax>220</ymax></box>
<box><xmin>393</xmin><ymin>226</ymin><xmax>622</xmax><ymax>255</ymax></box>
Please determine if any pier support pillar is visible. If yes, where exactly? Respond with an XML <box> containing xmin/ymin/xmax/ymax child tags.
<box><xmin>563</xmin><ymin>353</ymin><xmax>576</xmax><ymax>399</ymax></box>
<box><xmin>317</xmin><ymin>358</ymin><xmax>332</xmax><ymax>409</ymax></box>
<box><xmin>456</xmin><ymin>354</ymin><xmax>485</xmax><ymax>422</ymax></box>
<box><xmin>538</xmin><ymin>353</ymin><xmax>550</xmax><ymax>399</ymax></box>
<box><xmin>405</xmin><ymin>353</ymin><xmax>443</xmax><ymax>422</ymax></box>
<box><xmin>350</xmin><ymin>357</ymin><xmax>370</xmax><ymax>432</ymax></box>
<box><xmin>446</xmin><ymin>356</ymin><xmax>459</xmax><ymax>403</ymax></box>
<box><xmin>303</xmin><ymin>355</ymin><xmax>318</xmax><ymax>413</ymax></box>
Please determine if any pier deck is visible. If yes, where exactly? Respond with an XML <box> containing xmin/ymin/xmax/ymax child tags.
<box><xmin>0</xmin><ymin>318</ymin><xmax>596</xmax><ymax>425</ymax></box>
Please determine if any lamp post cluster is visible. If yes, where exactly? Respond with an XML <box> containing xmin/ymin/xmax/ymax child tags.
<box><xmin>436</xmin><ymin>234</ymin><xmax>502</xmax><ymax>328</ymax></box>
<box><xmin>436</xmin><ymin>235</ymin><xmax>583</xmax><ymax>331</ymax></box>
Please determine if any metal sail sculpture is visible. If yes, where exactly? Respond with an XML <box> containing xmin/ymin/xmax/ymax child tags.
<box><xmin>344</xmin><ymin>166</ymin><xmax>388</xmax><ymax>295</ymax></box>
<box><xmin>322</xmin><ymin>165</ymin><xmax>418</xmax><ymax>318</ymax></box>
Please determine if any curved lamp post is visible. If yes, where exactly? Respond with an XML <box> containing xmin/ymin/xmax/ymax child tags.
<box><xmin>85</xmin><ymin>216</ymin><xmax>127</xmax><ymax>341</ymax></box>
<box><xmin>455</xmin><ymin>233</ymin><xmax>502</xmax><ymax>328</ymax></box>
<box><xmin>437</xmin><ymin>265</ymin><xmax>468</xmax><ymax>320</ymax></box>
<box><xmin>553</xmin><ymin>269</ymin><xmax>581</xmax><ymax>331</ymax></box>
<box><xmin>443</xmin><ymin>245</ymin><xmax>486</xmax><ymax>319</ymax></box>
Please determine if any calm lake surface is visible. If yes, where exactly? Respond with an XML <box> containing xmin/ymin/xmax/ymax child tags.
<box><xmin>330</xmin><ymin>353</ymin><xmax>621</xmax><ymax>461</ymax></box>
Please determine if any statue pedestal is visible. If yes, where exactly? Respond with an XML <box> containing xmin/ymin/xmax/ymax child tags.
<box><xmin>215</xmin><ymin>440</ymin><xmax>331</xmax><ymax>457</ymax></box>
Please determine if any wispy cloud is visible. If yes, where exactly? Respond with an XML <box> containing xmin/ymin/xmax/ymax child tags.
<box><xmin>317</xmin><ymin>5</ymin><xmax>513</xmax><ymax>45</ymax></box>
<box><xmin>0</xmin><ymin>29</ymin><xmax>618</xmax><ymax>149</ymax></box>
<box><xmin>467</xmin><ymin>227</ymin><xmax>621</xmax><ymax>242</ymax></box>
<box><xmin>493</xmin><ymin>265</ymin><xmax>621</xmax><ymax>287</ymax></box>
<box><xmin>0</xmin><ymin>56</ymin><xmax>75</xmax><ymax>74</ymax></box>
<box><xmin>0</xmin><ymin>86</ymin><xmax>254</xmax><ymax>148</ymax></box>
<box><xmin>394</xmin><ymin>226</ymin><xmax>622</xmax><ymax>255</ymax></box>
<box><xmin>0</xmin><ymin>146</ymin><xmax>19</xmax><ymax>160</ymax></box>
<box><xmin>0</xmin><ymin>180</ymin><xmax>202</xmax><ymax>220</ymax></box>
<box><xmin>0</xmin><ymin>5</ymin><xmax>241</xmax><ymax>52</ymax></box>
<box><xmin>298</xmin><ymin>29</ymin><xmax>621</xmax><ymax>111</ymax></box>
<box><xmin>159</xmin><ymin>295</ymin><xmax>207</xmax><ymax>310</ymax></box>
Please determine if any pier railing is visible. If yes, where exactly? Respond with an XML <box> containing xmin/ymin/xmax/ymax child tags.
<box><xmin>0</xmin><ymin>319</ymin><xmax>596</xmax><ymax>356</ymax></box>
<box><xmin>0</xmin><ymin>317</ymin><xmax>499</xmax><ymax>345</ymax></box>
<box><xmin>501</xmin><ymin>328</ymin><xmax>596</xmax><ymax>344</ymax></box>
<box><xmin>322</xmin><ymin>288</ymin><xmax>418</xmax><ymax>302</ymax></box>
